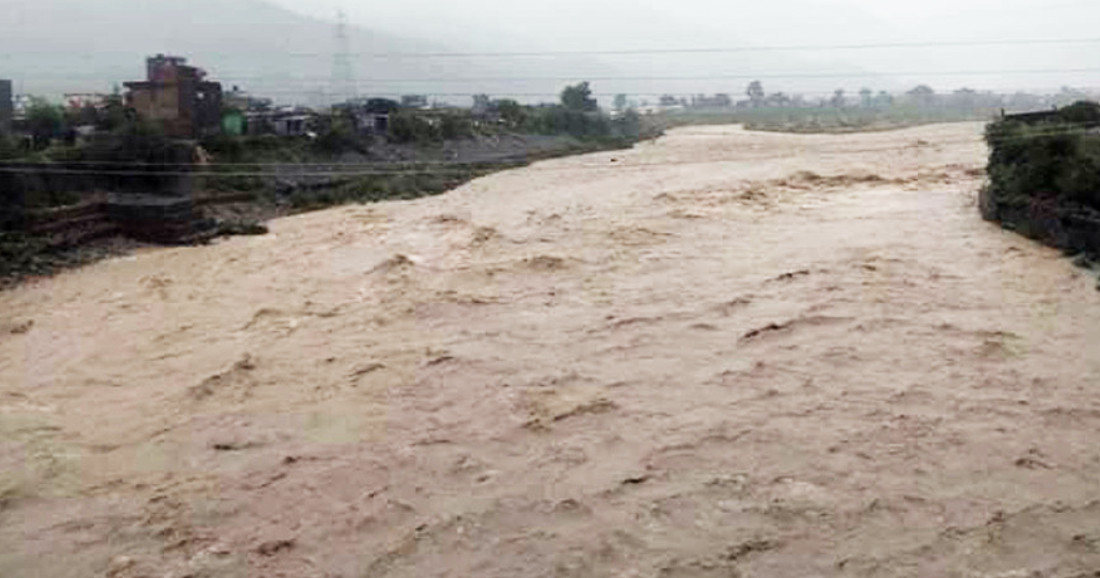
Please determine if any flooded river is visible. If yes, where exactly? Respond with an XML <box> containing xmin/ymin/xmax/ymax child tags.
<box><xmin>3</xmin><ymin>123</ymin><xmax>1100</xmax><ymax>578</ymax></box>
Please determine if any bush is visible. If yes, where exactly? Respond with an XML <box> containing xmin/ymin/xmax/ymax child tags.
<box><xmin>495</xmin><ymin>99</ymin><xmax>527</xmax><ymax>127</ymax></box>
<box><xmin>613</xmin><ymin>109</ymin><xmax>643</xmax><ymax>140</ymax></box>
<box><xmin>80</xmin><ymin>121</ymin><xmax>193</xmax><ymax>193</ymax></box>
<box><xmin>440</xmin><ymin>114</ymin><xmax>474</xmax><ymax>140</ymax></box>
<box><xmin>0</xmin><ymin>134</ymin><xmax>19</xmax><ymax>160</ymax></box>
<box><xmin>287</xmin><ymin>170</ymin><xmax>475</xmax><ymax>210</ymax></box>
<box><xmin>983</xmin><ymin>103</ymin><xmax>1100</xmax><ymax>256</ymax></box>
<box><xmin>388</xmin><ymin>113</ymin><xmax>441</xmax><ymax>144</ymax></box>
<box><xmin>984</xmin><ymin>120</ymin><xmax>1098</xmax><ymax>209</ymax></box>
<box><xmin>0</xmin><ymin>231</ymin><xmax>50</xmax><ymax>277</ymax></box>
<box><xmin>525</xmin><ymin>106</ymin><xmax>611</xmax><ymax>139</ymax></box>
<box><xmin>313</xmin><ymin>123</ymin><xmax>365</xmax><ymax>155</ymax></box>
<box><xmin>201</xmin><ymin>134</ymin><xmax>246</xmax><ymax>161</ymax></box>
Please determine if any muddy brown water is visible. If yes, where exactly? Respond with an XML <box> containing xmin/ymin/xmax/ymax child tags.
<box><xmin>2</xmin><ymin>124</ymin><xmax>1100</xmax><ymax>578</ymax></box>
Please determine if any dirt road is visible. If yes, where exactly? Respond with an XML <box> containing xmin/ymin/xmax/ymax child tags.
<box><xmin>3</xmin><ymin>124</ymin><xmax>1100</xmax><ymax>578</ymax></box>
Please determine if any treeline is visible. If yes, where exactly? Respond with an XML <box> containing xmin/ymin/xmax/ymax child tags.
<box><xmin>646</xmin><ymin>82</ymin><xmax>1097</xmax><ymax>133</ymax></box>
<box><xmin>0</xmin><ymin>82</ymin><xmax>652</xmax><ymax>212</ymax></box>
<box><xmin>358</xmin><ymin>82</ymin><xmax>645</xmax><ymax>146</ymax></box>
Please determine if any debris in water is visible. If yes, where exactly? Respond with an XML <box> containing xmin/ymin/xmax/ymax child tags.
<box><xmin>741</xmin><ymin>322</ymin><xmax>791</xmax><ymax>341</ymax></box>
<box><xmin>8</xmin><ymin>319</ymin><xmax>34</xmax><ymax>335</ymax></box>
<box><xmin>350</xmin><ymin>363</ymin><xmax>386</xmax><ymax>377</ymax></box>
<box><xmin>255</xmin><ymin>538</ymin><xmax>296</xmax><ymax>556</ymax></box>
<box><xmin>771</xmin><ymin>270</ymin><xmax>811</xmax><ymax>282</ymax></box>
<box><xmin>524</xmin><ymin>255</ymin><xmax>567</xmax><ymax>271</ymax></box>
<box><xmin>1015</xmin><ymin>456</ymin><xmax>1053</xmax><ymax>470</ymax></box>
<box><xmin>726</xmin><ymin>538</ymin><xmax>781</xmax><ymax>561</ymax></box>
<box><xmin>370</xmin><ymin>254</ymin><xmax>418</xmax><ymax>274</ymax></box>
<box><xmin>553</xmin><ymin>398</ymin><xmax>618</xmax><ymax>422</ymax></box>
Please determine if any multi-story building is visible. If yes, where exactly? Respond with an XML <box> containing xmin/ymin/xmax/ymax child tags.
<box><xmin>124</xmin><ymin>55</ymin><xmax>223</xmax><ymax>138</ymax></box>
<box><xmin>0</xmin><ymin>79</ymin><xmax>13</xmax><ymax>135</ymax></box>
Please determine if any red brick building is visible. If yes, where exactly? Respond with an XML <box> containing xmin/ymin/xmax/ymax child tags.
<box><xmin>124</xmin><ymin>55</ymin><xmax>223</xmax><ymax>138</ymax></box>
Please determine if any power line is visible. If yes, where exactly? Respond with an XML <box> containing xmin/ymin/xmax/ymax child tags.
<box><xmin>6</xmin><ymin>37</ymin><xmax>1100</xmax><ymax>61</ymax></box>
<box><xmin>201</xmin><ymin>67</ymin><xmax>1100</xmax><ymax>83</ymax></box>
<box><xmin>273</xmin><ymin>38</ymin><xmax>1100</xmax><ymax>58</ymax></box>
<box><xmin>21</xmin><ymin>67</ymin><xmax>1100</xmax><ymax>83</ymax></box>
<box><xmin>25</xmin><ymin>91</ymin><xmax>1091</xmax><ymax>100</ymax></box>
<box><xmin>331</xmin><ymin>10</ymin><xmax>356</xmax><ymax>103</ymax></box>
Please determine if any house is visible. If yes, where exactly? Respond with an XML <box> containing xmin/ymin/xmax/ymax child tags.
<box><xmin>0</xmin><ymin>79</ymin><xmax>12</xmax><ymax>135</ymax></box>
<box><xmin>273</xmin><ymin>114</ymin><xmax>312</xmax><ymax>137</ymax></box>
<box><xmin>12</xmin><ymin>94</ymin><xmax>33</xmax><ymax>121</ymax></box>
<box><xmin>64</xmin><ymin>93</ymin><xmax>110</xmax><ymax>110</ymax></box>
<box><xmin>401</xmin><ymin>94</ymin><xmax>429</xmax><ymax>109</ymax></box>
<box><xmin>690</xmin><ymin>94</ymin><xmax>732</xmax><ymax>109</ymax></box>
<box><xmin>124</xmin><ymin>55</ymin><xmax>223</xmax><ymax>138</ymax></box>
<box><xmin>335</xmin><ymin>98</ymin><xmax>396</xmax><ymax>136</ymax></box>
<box><xmin>241</xmin><ymin>107</ymin><xmax>317</xmax><ymax>137</ymax></box>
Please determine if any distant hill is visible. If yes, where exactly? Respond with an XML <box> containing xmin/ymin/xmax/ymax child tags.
<box><xmin>0</xmin><ymin>0</ymin><xmax>885</xmax><ymax>106</ymax></box>
<box><xmin>0</xmin><ymin>0</ymin><xmax>521</xmax><ymax>105</ymax></box>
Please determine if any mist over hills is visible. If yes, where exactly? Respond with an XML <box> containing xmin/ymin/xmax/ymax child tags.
<box><xmin>0</xmin><ymin>0</ymin><xmax>878</xmax><ymax>106</ymax></box>
<box><xmin>3</xmin><ymin>0</ymin><xmax>1098</xmax><ymax>106</ymax></box>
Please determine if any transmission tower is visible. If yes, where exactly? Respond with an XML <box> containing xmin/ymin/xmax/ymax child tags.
<box><xmin>331</xmin><ymin>10</ymin><xmax>355</xmax><ymax>105</ymax></box>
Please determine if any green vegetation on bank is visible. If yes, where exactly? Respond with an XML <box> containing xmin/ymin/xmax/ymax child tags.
<box><xmin>659</xmin><ymin>101</ymin><xmax>1000</xmax><ymax>134</ymax></box>
<box><xmin>981</xmin><ymin>101</ymin><xmax>1100</xmax><ymax>260</ymax></box>
<box><xmin>0</xmin><ymin>82</ymin><xmax>659</xmax><ymax>284</ymax></box>
<box><xmin>650</xmin><ymin>82</ymin><xmax>1048</xmax><ymax>134</ymax></box>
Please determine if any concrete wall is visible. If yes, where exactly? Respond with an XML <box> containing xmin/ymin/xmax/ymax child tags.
<box><xmin>0</xmin><ymin>79</ymin><xmax>12</xmax><ymax>135</ymax></box>
<box><xmin>129</xmin><ymin>85</ymin><xmax>182</xmax><ymax>123</ymax></box>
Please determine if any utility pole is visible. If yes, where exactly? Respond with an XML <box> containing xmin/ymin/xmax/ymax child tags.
<box><xmin>331</xmin><ymin>9</ymin><xmax>355</xmax><ymax>106</ymax></box>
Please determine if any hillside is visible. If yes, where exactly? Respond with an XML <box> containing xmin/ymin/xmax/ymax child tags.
<box><xmin>0</xmin><ymin>0</ymin><xmax>875</xmax><ymax>106</ymax></box>
<box><xmin>0</xmin><ymin>0</ymin><xmax>507</xmax><ymax>104</ymax></box>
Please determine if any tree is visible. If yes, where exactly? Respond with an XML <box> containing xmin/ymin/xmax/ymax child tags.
<box><xmin>613</xmin><ymin>94</ymin><xmax>628</xmax><ymax>112</ymax></box>
<box><xmin>746</xmin><ymin>81</ymin><xmax>765</xmax><ymax>107</ymax></box>
<box><xmin>560</xmin><ymin>82</ymin><xmax>598</xmax><ymax>112</ymax></box>
<box><xmin>1056</xmin><ymin>86</ymin><xmax>1088</xmax><ymax>107</ymax></box>
<box><xmin>97</xmin><ymin>94</ymin><xmax>128</xmax><ymax>131</ymax></box>
<box><xmin>615</xmin><ymin>109</ymin><xmax>642</xmax><ymax>139</ymax></box>
<box><xmin>364</xmin><ymin>98</ymin><xmax>400</xmax><ymax>114</ymax></box>
<box><xmin>26</xmin><ymin>97</ymin><xmax>64</xmax><ymax>148</ymax></box>
<box><xmin>401</xmin><ymin>94</ymin><xmax>429</xmax><ymax>109</ymax></box>
<box><xmin>859</xmin><ymin>88</ymin><xmax>874</xmax><ymax>108</ymax></box>
<box><xmin>907</xmin><ymin>85</ymin><xmax>936</xmax><ymax>107</ymax></box>
<box><xmin>472</xmin><ymin>94</ymin><xmax>491</xmax><ymax>115</ymax></box>
<box><xmin>765</xmin><ymin>92</ymin><xmax>791</xmax><ymax>107</ymax></box>
<box><xmin>875</xmin><ymin>91</ymin><xmax>894</xmax><ymax>108</ymax></box>
<box><xmin>659</xmin><ymin>95</ymin><xmax>679</xmax><ymax>107</ymax></box>
<box><xmin>951</xmin><ymin>88</ymin><xmax>978</xmax><ymax>111</ymax></box>
<box><xmin>830</xmin><ymin>89</ymin><xmax>847</xmax><ymax>108</ymax></box>
<box><xmin>494</xmin><ymin>99</ymin><xmax>526</xmax><ymax>126</ymax></box>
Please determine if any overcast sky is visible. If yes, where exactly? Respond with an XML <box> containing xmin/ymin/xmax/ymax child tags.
<box><xmin>256</xmin><ymin>0</ymin><xmax>1100</xmax><ymax>94</ymax></box>
<box><xmin>3</xmin><ymin>0</ymin><xmax>1099</xmax><ymax>101</ymax></box>
<box><xmin>269</xmin><ymin>0</ymin><xmax>1098</xmax><ymax>47</ymax></box>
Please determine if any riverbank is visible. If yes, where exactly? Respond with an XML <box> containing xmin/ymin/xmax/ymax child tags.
<box><xmin>0</xmin><ymin>132</ymin><xmax>648</xmax><ymax>286</ymax></box>
<box><xmin>979</xmin><ymin>102</ymin><xmax>1100</xmax><ymax>271</ymax></box>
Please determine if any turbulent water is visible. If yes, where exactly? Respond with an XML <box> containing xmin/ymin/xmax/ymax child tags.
<box><xmin>3</xmin><ymin>123</ymin><xmax>1100</xmax><ymax>578</ymax></box>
